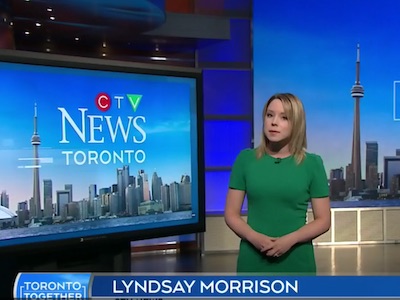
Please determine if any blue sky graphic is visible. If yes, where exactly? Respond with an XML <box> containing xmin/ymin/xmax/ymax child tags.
<box><xmin>0</xmin><ymin>62</ymin><xmax>197</xmax><ymax>212</ymax></box>
<box><xmin>253</xmin><ymin>0</ymin><xmax>400</xmax><ymax>179</ymax></box>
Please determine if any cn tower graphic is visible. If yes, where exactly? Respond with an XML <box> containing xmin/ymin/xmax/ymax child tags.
<box><xmin>31</xmin><ymin>103</ymin><xmax>41</xmax><ymax>218</ymax></box>
<box><xmin>350</xmin><ymin>44</ymin><xmax>364</xmax><ymax>191</ymax></box>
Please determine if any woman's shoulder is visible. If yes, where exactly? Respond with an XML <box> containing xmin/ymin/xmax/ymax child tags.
<box><xmin>303</xmin><ymin>152</ymin><xmax>324</xmax><ymax>163</ymax></box>
<box><xmin>303</xmin><ymin>152</ymin><xmax>325</xmax><ymax>166</ymax></box>
<box><xmin>235</xmin><ymin>148</ymin><xmax>257</xmax><ymax>162</ymax></box>
<box><xmin>231</xmin><ymin>148</ymin><xmax>257</xmax><ymax>171</ymax></box>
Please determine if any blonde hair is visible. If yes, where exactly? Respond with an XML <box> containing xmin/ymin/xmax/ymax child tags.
<box><xmin>256</xmin><ymin>93</ymin><xmax>307</xmax><ymax>164</ymax></box>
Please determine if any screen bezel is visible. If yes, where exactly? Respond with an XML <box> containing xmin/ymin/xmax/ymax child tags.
<box><xmin>0</xmin><ymin>49</ymin><xmax>205</xmax><ymax>254</ymax></box>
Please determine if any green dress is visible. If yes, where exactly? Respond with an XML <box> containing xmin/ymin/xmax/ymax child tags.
<box><xmin>229</xmin><ymin>149</ymin><xmax>329</xmax><ymax>275</ymax></box>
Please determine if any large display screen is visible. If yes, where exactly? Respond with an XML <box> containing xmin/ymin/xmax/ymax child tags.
<box><xmin>253</xmin><ymin>0</ymin><xmax>400</xmax><ymax>208</ymax></box>
<box><xmin>0</xmin><ymin>50</ymin><xmax>204</xmax><ymax>251</ymax></box>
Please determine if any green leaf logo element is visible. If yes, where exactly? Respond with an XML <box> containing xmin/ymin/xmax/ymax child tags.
<box><xmin>127</xmin><ymin>94</ymin><xmax>142</xmax><ymax>112</ymax></box>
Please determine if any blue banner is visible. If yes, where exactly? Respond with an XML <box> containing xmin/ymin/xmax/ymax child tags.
<box><xmin>13</xmin><ymin>273</ymin><xmax>91</xmax><ymax>299</ymax></box>
<box><xmin>90</xmin><ymin>275</ymin><xmax>400</xmax><ymax>298</ymax></box>
<box><xmin>13</xmin><ymin>273</ymin><xmax>400</xmax><ymax>298</ymax></box>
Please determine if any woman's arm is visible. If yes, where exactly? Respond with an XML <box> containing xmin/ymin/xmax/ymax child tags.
<box><xmin>265</xmin><ymin>197</ymin><xmax>331</xmax><ymax>257</ymax></box>
<box><xmin>291</xmin><ymin>196</ymin><xmax>331</xmax><ymax>243</ymax></box>
<box><xmin>225</xmin><ymin>188</ymin><xmax>275</xmax><ymax>251</ymax></box>
<box><xmin>224</xmin><ymin>189</ymin><xmax>252</xmax><ymax>239</ymax></box>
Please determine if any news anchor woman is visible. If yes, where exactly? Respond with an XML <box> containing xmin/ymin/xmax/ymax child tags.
<box><xmin>224</xmin><ymin>93</ymin><xmax>331</xmax><ymax>275</ymax></box>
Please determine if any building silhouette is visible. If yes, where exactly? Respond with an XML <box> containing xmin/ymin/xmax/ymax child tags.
<box><xmin>151</xmin><ymin>171</ymin><xmax>162</xmax><ymax>201</ymax></box>
<box><xmin>0</xmin><ymin>191</ymin><xmax>9</xmax><ymax>208</ymax></box>
<box><xmin>179</xmin><ymin>175</ymin><xmax>191</xmax><ymax>210</ymax></box>
<box><xmin>64</xmin><ymin>184</ymin><xmax>73</xmax><ymax>202</ymax></box>
<box><xmin>43</xmin><ymin>179</ymin><xmax>53</xmax><ymax>217</ymax></box>
<box><xmin>78</xmin><ymin>199</ymin><xmax>89</xmax><ymax>220</ymax></box>
<box><xmin>138</xmin><ymin>170</ymin><xmax>150</xmax><ymax>202</ymax></box>
<box><xmin>350</xmin><ymin>44</ymin><xmax>364</xmax><ymax>191</ymax></box>
<box><xmin>169</xmin><ymin>181</ymin><xmax>180</xmax><ymax>211</ymax></box>
<box><xmin>330</xmin><ymin>168</ymin><xmax>345</xmax><ymax>200</ymax></box>
<box><xmin>384</xmin><ymin>156</ymin><xmax>400</xmax><ymax>190</ymax></box>
<box><xmin>109</xmin><ymin>192</ymin><xmax>119</xmax><ymax>215</ymax></box>
<box><xmin>88</xmin><ymin>184</ymin><xmax>97</xmax><ymax>216</ymax></box>
<box><xmin>390</xmin><ymin>174</ymin><xmax>400</xmax><ymax>195</ymax></box>
<box><xmin>31</xmin><ymin>103</ymin><xmax>41</xmax><ymax>218</ymax></box>
<box><xmin>122</xmin><ymin>165</ymin><xmax>129</xmax><ymax>211</ymax></box>
<box><xmin>56</xmin><ymin>190</ymin><xmax>70</xmax><ymax>218</ymax></box>
<box><xmin>345</xmin><ymin>163</ymin><xmax>354</xmax><ymax>191</ymax></box>
<box><xmin>161</xmin><ymin>184</ymin><xmax>170</xmax><ymax>211</ymax></box>
<box><xmin>125</xmin><ymin>184</ymin><xmax>138</xmax><ymax>216</ymax></box>
<box><xmin>117</xmin><ymin>166</ymin><xmax>130</xmax><ymax>212</ymax></box>
<box><xmin>365</xmin><ymin>141</ymin><xmax>378</xmax><ymax>190</ymax></box>
<box><xmin>17</xmin><ymin>200</ymin><xmax>29</xmax><ymax>226</ymax></box>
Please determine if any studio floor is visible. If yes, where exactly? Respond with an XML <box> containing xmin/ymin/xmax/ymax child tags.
<box><xmin>131</xmin><ymin>244</ymin><xmax>400</xmax><ymax>275</ymax></box>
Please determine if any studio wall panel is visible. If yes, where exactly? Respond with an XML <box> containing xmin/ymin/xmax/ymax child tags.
<box><xmin>197</xmin><ymin>19</ymin><xmax>251</xmax><ymax>66</ymax></box>
<box><xmin>204</xmin><ymin>215</ymin><xmax>244</xmax><ymax>252</ymax></box>
<box><xmin>386</xmin><ymin>209</ymin><xmax>400</xmax><ymax>241</ymax></box>
<box><xmin>205</xmin><ymin>170</ymin><xmax>248</xmax><ymax>213</ymax></box>
<box><xmin>196</xmin><ymin>0</ymin><xmax>251</xmax><ymax>17</ymax></box>
<box><xmin>334</xmin><ymin>211</ymin><xmax>357</xmax><ymax>242</ymax></box>
<box><xmin>360</xmin><ymin>210</ymin><xmax>383</xmax><ymax>241</ymax></box>
<box><xmin>205</xmin><ymin>171</ymin><xmax>230</xmax><ymax>213</ymax></box>
<box><xmin>204</xmin><ymin>120</ymin><xmax>252</xmax><ymax>168</ymax></box>
<box><xmin>203</xmin><ymin>69</ymin><xmax>252</xmax><ymax>116</ymax></box>
<box><xmin>223</xmin><ymin>0</ymin><xmax>252</xmax><ymax>17</ymax></box>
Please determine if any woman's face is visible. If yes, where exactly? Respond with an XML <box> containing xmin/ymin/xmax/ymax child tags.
<box><xmin>263</xmin><ymin>99</ymin><xmax>292</xmax><ymax>143</ymax></box>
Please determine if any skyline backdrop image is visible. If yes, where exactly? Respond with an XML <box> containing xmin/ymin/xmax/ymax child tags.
<box><xmin>253</xmin><ymin>0</ymin><xmax>400</xmax><ymax>207</ymax></box>
<box><xmin>0</xmin><ymin>60</ymin><xmax>199</xmax><ymax>246</ymax></box>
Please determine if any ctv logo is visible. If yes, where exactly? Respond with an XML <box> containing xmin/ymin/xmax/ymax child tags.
<box><xmin>95</xmin><ymin>92</ymin><xmax>142</xmax><ymax>112</ymax></box>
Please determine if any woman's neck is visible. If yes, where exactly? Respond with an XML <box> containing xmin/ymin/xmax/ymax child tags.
<box><xmin>266</xmin><ymin>142</ymin><xmax>291</xmax><ymax>158</ymax></box>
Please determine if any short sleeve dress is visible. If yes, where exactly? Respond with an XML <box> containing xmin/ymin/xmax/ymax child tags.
<box><xmin>229</xmin><ymin>148</ymin><xmax>329</xmax><ymax>275</ymax></box>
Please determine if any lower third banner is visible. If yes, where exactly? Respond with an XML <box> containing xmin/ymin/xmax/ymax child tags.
<box><xmin>13</xmin><ymin>273</ymin><xmax>400</xmax><ymax>298</ymax></box>
<box><xmin>90</xmin><ymin>275</ymin><xmax>400</xmax><ymax>298</ymax></box>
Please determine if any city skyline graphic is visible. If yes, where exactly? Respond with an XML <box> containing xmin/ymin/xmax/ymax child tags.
<box><xmin>254</xmin><ymin>0</ymin><xmax>400</xmax><ymax>204</ymax></box>
<box><xmin>0</xmin><ymin>61</ymin><xmax>198</xmax><ymax>214</ymax></box>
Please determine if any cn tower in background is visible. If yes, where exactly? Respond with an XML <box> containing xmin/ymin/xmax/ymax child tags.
<box><xmin>350</xmin><ymin>44</ymin><xmax>364</xmax><ymax>191</ymax></box>
<box><xmin>32</xmin><ymin>103</ymin><xmax>41</xmax><ymax>217</ymax></box>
